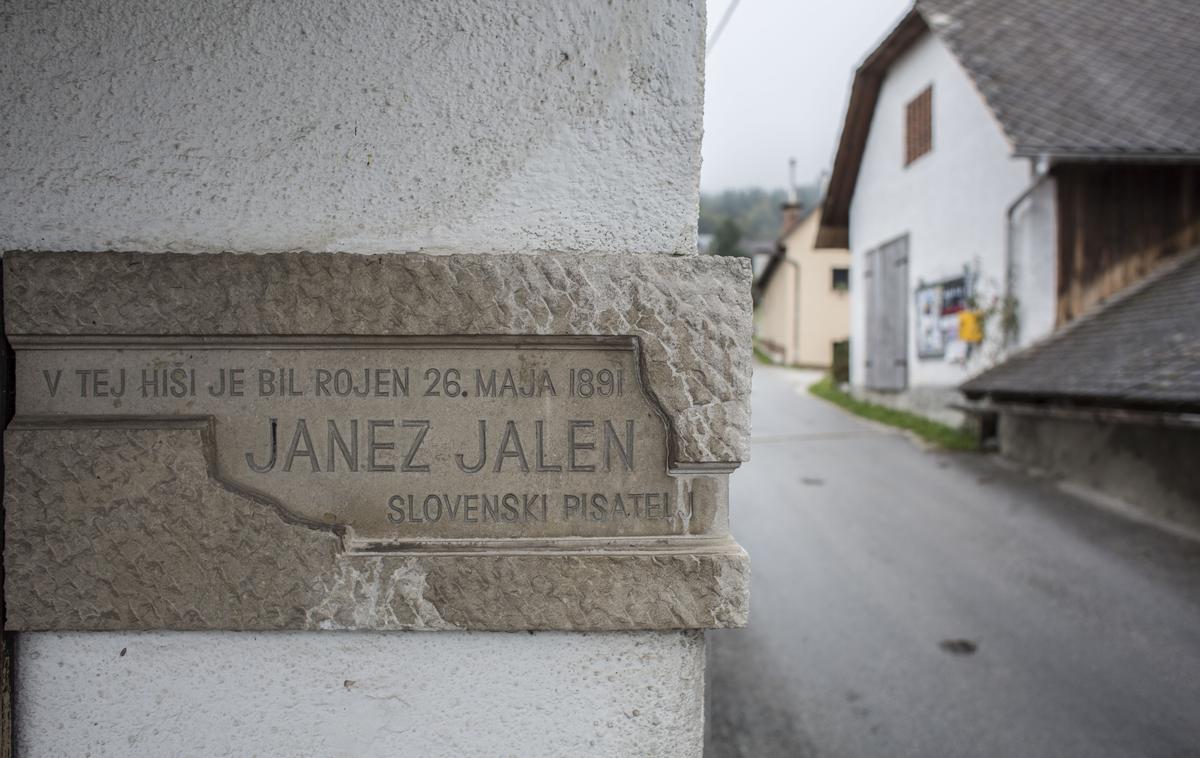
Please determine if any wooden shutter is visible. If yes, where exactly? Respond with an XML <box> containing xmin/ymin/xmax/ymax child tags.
<box><xmin>904</xmin><ymin>87</ymin><xmax>933</xmax><ymax>166</ymax></box>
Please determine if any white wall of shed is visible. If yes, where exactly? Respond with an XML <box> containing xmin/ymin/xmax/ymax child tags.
<box><xmin>848</xmin><ymin>31</ymin><xmax>1036</xmax><ymax>391</ymax></box>
<box><xmin>0</xmin><ymin>0</ymin><xmax>703</xmax><ymax>255</ymax></box>
<box><xmin>1009</xmin><ymin>177</ymin><xmax>1060</xmax><ymax>347</ymax></box>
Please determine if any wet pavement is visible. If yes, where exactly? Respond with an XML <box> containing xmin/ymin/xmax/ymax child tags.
<box><xmin>706</xmin><ymin>366</ymin><xmax>1200</xmax><ymax>757</ymax></box>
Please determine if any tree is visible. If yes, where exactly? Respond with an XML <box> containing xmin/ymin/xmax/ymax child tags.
<box><xmin>698</xmin><ymin>185</ymin><xmax>821</xmax><ymax>240</ymax></box>
<box><xmin>712</xmin><ymin>218</ymin><xmax>745</xmax><ymax>257</ymax></box>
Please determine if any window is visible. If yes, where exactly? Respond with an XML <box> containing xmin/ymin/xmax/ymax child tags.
<box><xmin>904</xmin><ymin>86</ymin><xmax>933</xmax><ymax>166</ymax></box>
<box><xmin>832</xmin><ymin>267</ymin><xmax>849</xmax><ymax>291</ymax></box>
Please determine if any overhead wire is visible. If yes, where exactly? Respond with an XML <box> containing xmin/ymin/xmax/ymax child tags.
<box><xmin>706</xmin><ymin>0</ymin><xmax>744</xmax><ymax>55</ymax></box>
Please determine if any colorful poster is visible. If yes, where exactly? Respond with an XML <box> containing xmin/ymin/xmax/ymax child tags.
<box><xmin>916</xmin><ymin>275</ymin><xmax>971</xmax><ymax>360</ymax></box>
<box><xmin>915</xmin><ymin>285</ymin><xmax>944</xmax><ymax>357</ymax></box>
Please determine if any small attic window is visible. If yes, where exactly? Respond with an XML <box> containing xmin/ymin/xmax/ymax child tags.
<box><xmin>832</xmin><ymin>267</ymin><xmax>849</xmax><ymax>291</ymax></box>
<box><xmin>904</xmin><ymin>86</ymin><xmax>933</xmax><ymax>166</ymax></box>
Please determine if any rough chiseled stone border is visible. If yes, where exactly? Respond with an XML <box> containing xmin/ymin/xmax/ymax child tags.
<box><xmin>3</xmin><ymin>250</ymin><xmax>753</xmax><ymax>463</ymax></box>
<box><xmin>4</xmin><ymin>426</ymin><xmax>749</xmax><ymax>631</ymax></box>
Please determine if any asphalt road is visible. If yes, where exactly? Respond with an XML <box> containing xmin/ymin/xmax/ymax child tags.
<box><xmin>706</xmin><ymin>366</ymin><xmax>1200</xmax><ymax>758</ymax></box>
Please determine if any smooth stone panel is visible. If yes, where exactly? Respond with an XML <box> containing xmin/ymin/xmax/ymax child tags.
<box><xmin>15</xmin><ymin>338</ymin><xmax>726</xmax><ymax>548</ymax></box>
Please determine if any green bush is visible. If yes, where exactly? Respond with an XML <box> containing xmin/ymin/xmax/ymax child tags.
<box><xmin>831</xmin><ymin>340</ymin><xmax>849</xmax><ymax>383</ymax></box>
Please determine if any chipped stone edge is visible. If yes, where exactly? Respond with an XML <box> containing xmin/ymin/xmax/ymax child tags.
<box><xmin>7</xmin><ymin>548</ymin><xmax>751</xmax><ymax>633</ymax></box>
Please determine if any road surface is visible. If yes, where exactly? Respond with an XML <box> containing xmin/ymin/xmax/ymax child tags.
<box><xmin>706</xmin><ymin>366</ymin><xmax>1200</xmax><ymax>757</ymax></box>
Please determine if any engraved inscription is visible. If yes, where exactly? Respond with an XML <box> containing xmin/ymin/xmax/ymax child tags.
<box><xmin>15</xmin><ymin>338</ymin><xmax>727</xmax><ymax>548</ymax></box>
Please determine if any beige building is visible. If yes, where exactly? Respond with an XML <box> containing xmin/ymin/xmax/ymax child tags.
<box><xmin>755</xmin><ymin>205</ymin><xmax>851</xmax><ymax>367</ymax></box>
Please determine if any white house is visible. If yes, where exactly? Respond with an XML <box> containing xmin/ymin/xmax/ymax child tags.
<box><xmin>816</xmin><ymin>0</ymin><xmax>1200</xmax><ymax>424</ymax></box>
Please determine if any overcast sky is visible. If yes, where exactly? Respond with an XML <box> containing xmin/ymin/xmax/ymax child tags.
<box><xmin>701</xmin><ymin>0</ymin><xmax>911</xmax><ymax>192</ymax></box>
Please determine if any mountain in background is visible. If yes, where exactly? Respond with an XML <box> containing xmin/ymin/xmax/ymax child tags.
<box><xmin>699</xmin><ymin>185</ymin><xmax>821</xmax><ymax>256</ymax></box>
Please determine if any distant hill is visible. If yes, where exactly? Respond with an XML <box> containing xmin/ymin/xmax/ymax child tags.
<box><xmin>700</xmin><ymin>184</ymin><xmax>820</xmax><ymax>256</ymax></box>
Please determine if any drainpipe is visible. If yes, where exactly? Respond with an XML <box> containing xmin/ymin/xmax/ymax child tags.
<box><xmin>776</xmin><ymin>258</ymin><xmax>801</xmax><ymax>364</ymax></box>
<box><xmin>1003</xmin><ymin>154</ymin><xmax>1051</xmax><ymax>347</ymax></box>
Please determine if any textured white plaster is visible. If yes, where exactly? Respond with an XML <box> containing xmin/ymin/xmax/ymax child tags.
<box><xmin>16</xmin><ymin>631</ymin><xmax>705</xmax><ymax>757</ymax></box>
<box><xmin>0</xmin><ymin>0</ymin><xmax>702</xmax><ymax>255</ymax></box>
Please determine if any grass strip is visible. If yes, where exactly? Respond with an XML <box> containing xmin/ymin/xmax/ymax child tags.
<box><xmin>809</xmin><ymin>376</ymin><xmax>977</xmax><ymax>451</ymax></box>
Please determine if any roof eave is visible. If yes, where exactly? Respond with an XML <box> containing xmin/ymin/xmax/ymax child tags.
<box><xmin>1023</xmin><ymin>147</ymin><xmax>1200</xmax><ymax>164</ymax></box>
<box><xmin>816</xmin><ymin>9</ymin><xmax>930</xmax><ymax>249</ymax></box>
<box><xmin>961</xmin><ymin>396</ymin><xmax>1200</xmax><ymax>428</ymax></box>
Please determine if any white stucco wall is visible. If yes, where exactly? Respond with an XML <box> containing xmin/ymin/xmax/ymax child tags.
<box><xmin>0</xmin><ymin>0</ymin><xmax>702</xmax><ymax>255</ymax></box>
<box><xmin>848</xmin><ymin>31</ymin><xmax>1035</xmax><ymax>391</ymax></box>
<box><xmin>1009</xmin><ymin>176</ymin><xmax>1059</xmax><ymax>346</ymax></box>
<box><xmin>17</xmin><ymin>631</ymin><xmax>704</xmax><ymax>757</ymax></box>
<box><xmin>4</xmin><ymin>1</ymin><xmax>712</xmax><ymax>755</ymax></box>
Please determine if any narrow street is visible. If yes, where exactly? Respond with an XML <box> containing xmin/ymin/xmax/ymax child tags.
<box><xmin>707</xmin><ymin>366</ymin><xmax>1200</xmax><ymax>757</ymax></box>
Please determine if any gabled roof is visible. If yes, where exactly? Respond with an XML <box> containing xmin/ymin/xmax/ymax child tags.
<box><xmin>817</xmin><ymin>0</ymin><xmax>1200</xmax><ymax>248</ymax></box>
<box><xmin>961</xmin><ymin>249</ymin><xmax>1200</xmax><ymax>411</ymax></box>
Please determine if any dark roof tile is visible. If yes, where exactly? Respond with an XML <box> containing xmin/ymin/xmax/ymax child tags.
<box><xmin>961</xmin><ymin>250</ymin><xmax>1200</xmax><ymax>408</ymax></box>
<box><xmin>919</xmin><ymin>0</ymin><xmax>1200</xmax><ymax>156</ymax></box>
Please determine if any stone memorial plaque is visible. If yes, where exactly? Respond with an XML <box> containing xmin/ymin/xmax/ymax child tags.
<box><xmin>4</xmin><ymin>251</ymin><xmax>750</xmax><ymax>631</ymax></box>
<box><xmin>16</xmin><ymin>337</ymin><xmax>724</xmax><ymax>550</ymax></box>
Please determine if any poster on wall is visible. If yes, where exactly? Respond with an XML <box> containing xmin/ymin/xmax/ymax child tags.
<box><xmin>915</xmin><ymin>285</ymin><xmax>944</xmax><ymax>357</ymax></box>
<box><xmin>940</xmin><ymin>277</ymin><xmax>968</xmax><ymax>358</ymax></box>
<box><xmin>915</xmin><ymin>275</ymin><xmax>971</xmax><ymax>361</ymax></box>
